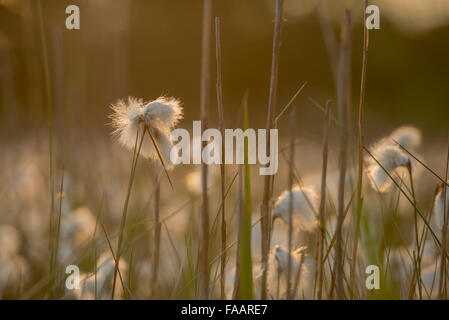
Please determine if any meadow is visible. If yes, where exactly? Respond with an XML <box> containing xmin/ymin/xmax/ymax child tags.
<box><xmin>0</xmin><ymin>0</ymin><xmax>449</xmax><ymax>300</ymax></box>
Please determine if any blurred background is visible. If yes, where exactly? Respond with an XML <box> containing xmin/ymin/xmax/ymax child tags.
<box><xmin>0</xmin><ymin>0</ymin><xmax>449</xmax><ymax>299</ymax></box>
<box><xmin>1</xmin><ymin>0</ymin><xmax>449</xmax><ymax>138</ymax></box>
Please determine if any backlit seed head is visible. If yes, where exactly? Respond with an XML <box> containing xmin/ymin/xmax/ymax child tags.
<box><xmin>273</xmin><ymin>186</ymin><xmax>318</xmax><ymax>232</ymax></box>
<box><xmin>110</xmin><ymin>96</ymin><xmax>183</xmax><ymax>167</ymax></box>
<box><xmin>367</xmin><ymin>145</ymin><xmax>410</xmax><ymax>192</ymax></box>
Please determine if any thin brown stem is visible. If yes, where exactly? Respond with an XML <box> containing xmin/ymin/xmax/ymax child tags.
<box><xmin>215</xmin><ymin>16</ymin><xmax>227</xmax><ymax>300</ymax></box>
<box><xmin>286</xmin><ymin>108</ymin><xmax>296</xmax><ymax>300</ymax></box>
<box><xmin>145</xmin><ymin>127</ymin><xmax>173</xmax><ymax>190</ymax></box>
<box><xmin>351</xmin><ymin>0</ymin><xmax>369</xmax><ymax>298</ymax></box>
<box><xmin>260</xmin><ymin>0</ymin><xmax>284</xmax><ymax>300</ymax></box>
<box><xmin>111</xmin><ymin>127</ymin><xmax>145</xmax><ymax>299</ymax></box>
<box><xmin>334</xmin><ymin>10</ymin><xmax>351</xmax><ymax>300</ymax></box>
<box><xmin>150</xmin><ymin>172</ymin><xmax>161</xmax><ymax>298</ymax></box>
<box><xmin>199</xmin><ymin>0</ymin><xmax>212</xmax><ymax>299</ymax></box>
<box><xmin>408</xmin><ymin>162</ymin><xmax>423</xmax><ymax>299</ymax></box>
<box><xmin>439</xmin><ymin>133</ymin><xmax>449</xmax><ymax>299</ymax></box>
<box><xmin>316</xmin><ymin>101</ymin><xmax>331</xmax><ymax>300</ymax></box>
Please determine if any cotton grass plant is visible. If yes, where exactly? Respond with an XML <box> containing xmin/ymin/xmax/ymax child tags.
<box><xmin>5</xmin><ymin>0</ymin><xmax>449</xmax><ymax>302</ymax></box>
<box><xmin>109</xmin><ymin>95</ymin><xmax>183</xmax><ymax>298</ymax></box>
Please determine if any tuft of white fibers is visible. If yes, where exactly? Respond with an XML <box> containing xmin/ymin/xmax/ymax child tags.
<box><xmin>142</xmin><ymin>96</ymin><xmax>183</xmax><ymax>129</ymax></box>
<box><xmin>434</xmin><ymin>181</ymin><xmax>449</xmax><ymax>230</ymax></box>
<box><xmin>367</xmin><ymin>145</ymin><xmax>410</xmax><ymax>192</ymax></box>
<box><xmin>110</xmin><ymin>96</ymin><xmax>183</xmax><ymax>166</ymax></box>
<box><xmin>267</xmin><ymin>245</ymin><xmax>308</xmax><ymax>299</ymax></box>
<box><xmin>389</xmin><ymin>126</ymin><xmax>422</xmax><ymax>150</ymax></box>
<box><xmin>110</xmin><ymin>97</ymin><xmax>143</xmax><ymax>149</ymax></box>
<box><xmin>273</xmin><ymin>186</ymin><xmax>319</xmax><ymax>232</ymax></box>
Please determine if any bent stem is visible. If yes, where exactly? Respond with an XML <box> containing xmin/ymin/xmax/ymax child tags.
<box><xmin>408</xmin><ymin>162</ymin><xmax>423</xmax><ymax>299</ymax></box>
<box><xmin>144</xmin><ymin>126</ymin><xmax>174</xmax><ymax>190</ymax></box>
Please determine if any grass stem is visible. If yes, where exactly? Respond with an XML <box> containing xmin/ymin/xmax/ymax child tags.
<box><xmin>260</xmin><ymin>0</ymin><xmax>284</xmax><ymax>300</ymax></box>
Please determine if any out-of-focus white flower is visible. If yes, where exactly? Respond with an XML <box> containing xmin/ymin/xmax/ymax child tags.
<box><xmin>273</xmin><ymin>186</ymin><xmax>318</xmax><ymax>232</ymax></box>
<box><xmin>59</xmin><ymin>206</ymin><xmax>96</xmax><ymax>263</ymax></box>
<box><xmin>366</xmin><ymin>126</ymin><xmax>422</xmax><ymax>193</ymax></box>
<box><xmin>267</xmin><ymin>245</ymin><xmax>308</xmax><ymax>299</ymax></box>
<box><xmin>389</xmin><ymin>126</ymin><xmax>422</xmax><ymax>150</ymax></box>
<box><xmin>75</xmin><ymin>252</ymin><xmax>128</xmax><ymax>300</ymax></box>
<box><xmin>367</xmin><ymin>145</ymin><xmax>410</xmax><ymax>192</ymax></box>
<box><xmin>0</xmin><ymin>255</ymin><xmax>30</xmax><ymax>294</ymax></box>
<box><xmin>185</xmin><ymin>170</ymin><xmax>212</xmax><ymax>196</ymax></box>
<box><xmin>110</xmin><ymin>96</ymin><xmax>183</xmax><ymax>166</ymax></box>
<box><xmin>0</xmin><ymin>224</ymin><xmax>21</xmax><ymax>260</ymax></box>
<box><xmin>434</xmin><ymin>181</ymin><xmax>449</xmax><ymax>230</ymax></box>
<box><xmin>367</xmin><ymin>145</ymin><xmax>411</xmax><ymax>191</ymax></box>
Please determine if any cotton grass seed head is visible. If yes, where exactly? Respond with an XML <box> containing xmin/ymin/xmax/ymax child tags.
<box><xmin>110</xmin><ymin>96</ymin><xmax>183</xmax><ymax>166</ymax></box>
<box><xmin>390</xmin><ymin>126</ymin><xmax>422</xmax><ymax>150</ymax></box>
<box><xmin>271</xmin><ymin>245</ymin><xmax>305</xmax><ymax>272</ymax></box>
<box><xmin>366</xmin><ymin>126</ymin><xmax>421</xmax><ymax>193</ymax></box>
<box><xmin>273</xmin><ymin>186</ymin><xmax>319</xmax><ymax>232</ymax></box>
<box><xmin>267</xmin><ymin>245</ymin><xmax>307</xmax><ymax>298</ymax></box>
<box><xmin>367</xmin><ymin>145</ymin><xmax>410</xmax><ymax>192</ymax></box>
<box><xmin>142</xmin><ymin>96</ymin><xmax>183</xmax><ymax>130</ymax></box>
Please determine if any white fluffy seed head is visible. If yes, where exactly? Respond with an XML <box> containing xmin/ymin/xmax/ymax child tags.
<box><xmin>110</xmin><ymin>96</ymin><xmax>183</xmax><ymax>167</ymax></box>
<box><xmin>110</xmin><ymin>96</ymin><xmax>143</xmax><ymax>149</ymax></box>
<box><xmin>367</xmin><ymin>145</ymin><xmax>410</xmax><ymax>192</ymax></box>
<box><xmin>273</xmin><ymin>186</ymin><xmax>318</xmax><ymax>232</ymax></box>
<box><xmin>389</xmin><ymin>126</ymin><xmax>422</xmax><ymax>150</ymax></box>
<box><xmin>272</xmin><ymin>245</ymin><xmax>305</xmax><ymax>272</ymax></box>
<box><xmin>267</xmin><ymin>245</ymin><xmax>307</xmax><ymax>299</ymax></box>
<box><xmin>143</xmin><ymin>96</ymin><xmax>183</xmax><ymax>131</ymax></box>
<box><xmin>434</xmin><ymin>182</ymin><xmax>449</xmax><ymax>230</ymax></box>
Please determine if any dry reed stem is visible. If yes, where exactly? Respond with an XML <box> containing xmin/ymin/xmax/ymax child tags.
<box><xmin>334</xmin><ymin>10</ymin><xmax>351</xmax><ymax>300</ymax></box>
<box><xmin>438</xmin><ymin>133</ymin><xmax>449</xmax><ymax>298</ymax></box>
<box><xmin>215</xmin><ymin>16</ymin><xmax>227</xmax><ymax>299</ymax></box>
<box><xmin>260</xmin><ymin>0</ymin><xmax>284</xmax><ymax>300</ymax></box>
<box><xmin>199</xmin><ymin>0</ymin><xmax>212</xmax><ymax>299</ymax></box>
<box><xmin>351</xmin><ymin>0</ymin><xmax>370</xmax><ymax>297</ymax></box>
<box><xmin>286</xmin><ymin>108</ymin><xmax>296</xmax><ymax>299</ymax></box>
<box><xmin>408</xmin><ymin>163</ymin><xmax>423</xmax><ymax>299</ymax></box>
<box><xmin>316</xmin><ymin>100</ymin><xmax>331</xmax><ymax>300</ymax></box>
